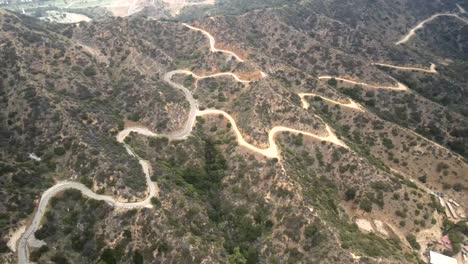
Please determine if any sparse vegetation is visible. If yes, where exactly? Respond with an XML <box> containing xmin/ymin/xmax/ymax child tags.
<box><xmin>1</xmin><ymin>2</ymin><xmax>466</xmax><ymax>263</ymax></box>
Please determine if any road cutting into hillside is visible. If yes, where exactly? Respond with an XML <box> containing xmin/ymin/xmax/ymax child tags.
<box><xmin>372</xmin><ymin>63</ymin><xmax>437</xmax><ymax>73</ymax></box>
<box><xmin>17</xmin><ymin>153</ymin><xmax>156</xmax><ymax>264</ymax></box>
<box><xmin>198</xmin><ymin>109</ymin><xmax>349</xmax><ymax>158</ymax></box>
<box><xmin>183</xmin><ymin>23</ymin><xmax>245</xmax><ymax>62</ymax></box>
<box><xmin>17</xmin><ymin>22</ymin><xmax>350</xmax><ymax>264</ymax></box>
<box><xmin>170</xmin><ymin>69</ymin><xmax>252</xmax><ymax>83</ymax></box>
<box><xmin>318</xmin><ymin>76</ymin><xmax>409</xmax><ymax>91</ymax></box>
<box><xmin>298</xmin><ymin>93</ymin><xmax>364</xmax><ymax>111</ymax></box>
<box><xmin>396</xmin><ymin>13</ymin><xmax>468</xmax><ymax>45</ymax></box>
<box><xmin>300</xmin><ymin>91</ymin><xmax>465</xmax><ymax>162</ymax></box>
<box><xmin>17</xmin><ymin>19</ymin><xmax>467</xmax><ymax>263</ymax></box>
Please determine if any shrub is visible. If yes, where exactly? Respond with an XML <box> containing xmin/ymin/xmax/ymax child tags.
<box><xmin>327</xmin><ymin>78</ymin><xmax>338</xmax><ymax>87</ymax></box>
<box><xmin>149</xmin><ymin>137</ymin><xmax>168</xmax><ymax>147</ymax></box>
<box><xmin>442</xmin><ymin>182</ymin><xmax>451</xmax><ymax>190</ymax></box>
<box><xmin>417</xmin><ymin>175</ymin><xmax>426</xmax><ymax>183</ymax></box>
<box><xmin>395</xmin><ymin>210</ymin><xmax>407</xmax><ymax>218</ymax></box>
<box><xmin>83</xmin><ymin>66</ymin><xmax>97</xmax><ymax>76</ymax></box>
<box><xmin>344</xmin><ymin>188</ymin><xmax>357</xmax><ymax>201</ymax></box>
<box><xmin>80</xmin><ymin>176</ymin><xmax>93</xmax><ymax>188</ymax></box>
<box><xmin>183</xmin><ymin>75</ymin><xmax>194</xmax><ymax>87</ymax></box>
<box><xmin>359</xmin><ymin>198</ymin><xmax>372</xmax><ymax>212</ymax></box>
<box><xmin>150</xmin><ymin>197</ymin><xmax>161</xmax><ymax>208</ymax></box>
<box><xmin>406</xmin><ymin>234</ymin><xmax>420</xmax><ymax>250</ymax></box>
<box><xmin>100</xmin><ymin>248</ymin><xmax>117</xmax><ymax>264</ymax></box>
<box><xmin>382</xmin><ymin>138</ymin><xmax>394</xmax><ymax>149</ymax></box>
<box><xmin>128</xmin><ymin>113</ymin><xmax>141</xmax><ymax>122</ymax></box>
<box><xmin>157</xmin><ymin>241</ymin><xmax>171</xmax><ymax>253</ymax></box>
<box><xmin>54</xmin><ymin>146</ymin><xmax>66</xmax><ymax>156</ymax></box>
<box><xmin>293</xmin><ymin>133</ymin><xmax>304</xmax><ymax>146</ymax></box>
<box><xmin>228</xmin><ymin>247</ymin><xmax>247</xmax><ymax>264</ymax></box>
<box><xmin>133</xmin><ymin>250</ymin><xmax>143</xmax><ymax>264</ymax></box>
<box><xmin>452</xmin><ymin>183</ymin><xmax>463</xmax><ymax>192</ymax></box>
<box><xmin>304</xmin><ymin>224</ymin><xmax>323</xmax><ymax>247</ymax></box>
<box><xmin>51</xmin><ymin>253</ymin><xmax>69</xmax><ymax>264</ymax></box>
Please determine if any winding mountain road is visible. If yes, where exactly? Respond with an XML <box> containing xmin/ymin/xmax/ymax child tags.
<box><xmin>372</xmin><ymin>63</ymin><xmax>437</xmax><ymax>74</ymax></box>
<box><xmin>318</xmin><ymin>76</ymin><xmax>409</xmax><ymax>91</ymax></box>
<box><xmin>396</xmin><ymin>13</ymin><xmax>468</xmax><ymax>45</ymax></box>
<box><xmin>298</xmin><ymin>93</ymin><xmax>364</xmax><ymax>111</ymax></box>
<box><xmin>183</xmin><ymin>23</ymin><xmax>245</xmax><ymax>62</ymax></box>
<box><xmin>17</xmin><ymin>158</ymin><xmax>155</xmax><ymax>264</ymax></box>
<box><xmin>170</xmin><ymin>69</ymin><xmax>252</xmax><ymax>83</ymax></box>
<box><xmin>17</xmin><ymin>15</ymin><xmax>468</xmax><ymax>263</ymax></box>
<box><xmin>299</xmin><ymin>90</ymin><xmax>465</xmax><ymax>162</ymax></box>
<box><xmin>198</xmin><ymin>109</ymin><xmax>349</xmax><ymax>158</ymax></box>
<box><xmin>16</xmin><ymin>23</ymin><xmax>348</xmax><ymax>264</ymax></box>
<box><xmin>16</xmin><ymin>14</ymin><xmax>468</xmax><ymax>263</ymax></box>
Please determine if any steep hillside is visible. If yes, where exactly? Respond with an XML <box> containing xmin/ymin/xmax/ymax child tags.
<box><xmin>0</xmin><ymin>0</ymin><xmax>467</xmax><ymax>263</ymax></box>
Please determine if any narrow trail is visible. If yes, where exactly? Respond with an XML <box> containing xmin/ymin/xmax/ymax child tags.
<box><xmin>372</xmin><ymin>63</ymin><xmax>437</xmax><ymax>74</ymax></box>
<box><xmin>396</xmin><ymin>13</ymin><xmax>468</xmax><ymax>45</ymax></box>
<box><xmin>318</xmin><ymin>76</ymin><xmax>409</xmax><ymax>91</ymax></box>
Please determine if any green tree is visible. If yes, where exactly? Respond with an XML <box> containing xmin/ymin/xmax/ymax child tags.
<box><xmin>359</xmin><ymin>198</ymin><xmax>372</xmax><ymax>212</ymax></box>
<box><xmin>83</xmin><ymin>66</ymin><xmax>97</xmax><ymax>76</ymax></box>
<box><xmin>228</xmin><ymin>247</ymin><xmax>247</xmax><ymax>264</ymax></box>
<box><xmin>54</xmin><ymin>146</ymin><xmax>66</xmax><ymax>156</ymax></box>
<box><xmin>417</xmin><ymin>175</ymin><xmax>426</xmax><ymax>183</ymax></box>
<box><xmin>327</xmin><ymin>78</ymin><xmax>338</xmax><ymax>87</ymax></box>
<box><xmin>452</xmin><ymin>183</ymin><xmax>463</xmax><ymax>192</ymax></box>
<box><xmin>344</xmin><ymin>188</ymin><xmax>357</xmax><ymax>201</ymax></box>
<box><xmin>99</xmin><ymin>248</ymin><xmax>117</xmax><ymax>264</ymax></box>
<box><xmin>133</xmin><ymin>250</ymin><xmax>143</xmax><ymax>264</ymax></box>
<box><xmin>406</xmin><ymin>234</ymin><xmax>420</xmax><ymax>250</ymax></box>
<box><xmin>150</xmin><ymin>197</ymin><xmax>161</xmax><ymax>208</ymax></box>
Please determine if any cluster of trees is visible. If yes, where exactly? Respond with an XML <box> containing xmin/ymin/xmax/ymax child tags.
<box><xmin>32</xmin><ymin>191</ymin><xmax>112</xmax><ymax>263</ymax></box>
<box><xmin>443</xmin><ymin>220</ymin><xmax>468</xmax><ymax>255</ymax></box>
<box><xmin>180</xmin><ymin>139</ymin><xmax>227</xmax><ymax>195</ymax></box>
